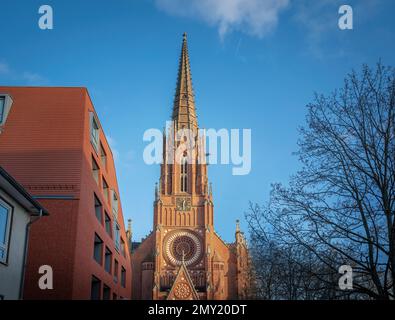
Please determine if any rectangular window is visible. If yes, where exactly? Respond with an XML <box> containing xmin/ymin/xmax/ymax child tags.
<box><xmin>105</xmin><ymin>212</ymin><xmax>112</xmax><ymax>238</ymax></box>
<box><xmin>114</xmin><ymin>259</ymin><xmax>119</xmax><ymax>283</ymax></box>
<box><xmin>103</xmin><ymin>284</ymin><xmax>111</xmax><ymax>300</ymax></box>
<box><xmin>0</xmin><ymin>96</ymin><xmax>5</xmax><ymax>123</ymax></box>
<box><xmin>93</xmin><ymin>234</ymin><xmax>103</xmax><ymax>265</ymax></box>
<box><xmin>92</xmin><ymin>156</ymin><xmax>99</xmax><ymax>185</ymax></box>
<box><xmin>94</xmin><ymin>194</ymin><xmax>103</xmax><ymax>224</ymax></box>
<box><xmin>90</xmin><ymin>112</ymin><xmax>100</xmax><ymax>151</ymax></box>
<box><xmin>121</xmin><ymin>267</ymin><xmax>126</xmax><ymax>288</ymax></box>
<box><xmin>111</xmin><ymin>190</ymin><xmax>118</xmax><ymax>216</ymax></box>
<box><xmin>102</xmin><ymin>178</ymin><xmax>109</xmax><ymax>203</ymax></box>
<box><xmin>112</xmin><ymin>293</ymin><xmax>117</xmax><ymax>300</ymax></box>
<box><xmin>0</xmin><ymin>199</ymin><xmax>12</xmax><ymax>263</ymax></box>
<box><xmin>120</xmin><ymin>238</ymin><xmax>126</xmax><ymax>257</ymax></box>
<box><xmin>91</xmin><ymin>276</ymin><xmax>101</xmax><ymax>300</ymax></box>
<box><xmin>100</xmin><ymin>143</ymin><xmax>107</xmax><ymax>170</ymax></box>
<box><xmin>104</xmin><ymin>247</ymin><xmax>112</xmax><ymax>273</ymax></box>
<box><xmin>114</xmin><ymin>221</ymin><xmax>120</xmax><ymax>251</ymax></box>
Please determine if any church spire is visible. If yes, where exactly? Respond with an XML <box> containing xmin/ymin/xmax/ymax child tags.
<box><xmin>172</xmin><ymin>32</ymin><xmax>198</xmax><ymax>130</ymax></box>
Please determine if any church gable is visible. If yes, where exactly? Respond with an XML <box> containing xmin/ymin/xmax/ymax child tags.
<box><xmin>167</xmin><ymin>262</ymin><xmax>199</xmax><ymax>300</ymax></box>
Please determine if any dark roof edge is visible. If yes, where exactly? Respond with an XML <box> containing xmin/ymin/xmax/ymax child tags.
<box><xmin>0</xmin><ymin>166</ymin><xmax>49</xmax><ymax>216</ymax></box>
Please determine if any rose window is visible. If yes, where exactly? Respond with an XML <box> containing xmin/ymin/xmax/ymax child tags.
<box><xmin>164</xmin><ymin>230</ymin><xmax>203</xmax><ymax>266</ymax></box>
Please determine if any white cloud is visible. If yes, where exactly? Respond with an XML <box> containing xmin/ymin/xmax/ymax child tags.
<box><xmin>0</xmin><ymin>59</ymin><xmax>47</xmax><ymax>84</ymax></box>
<box><xmin>105</xmin><ymin>135</ymin><xmax>135</xmax><ymax>171</ymax></box>
<box><xmin>293</xmin><ymin>1</ymin><xmax>337</xmax><ymax>56</ymax></box>
<box><xmin>293</xmin><ymin>0</ymin><xmax>383</xmax><ymax>59</ymax></box>
<box><xmin>22</xmin><ymin>72</ymin><xmax>46</xmax><ymax>85</ymax></box>
<box><xmin>0</xmin><ymin>62</ymin><xmax>10</xmax><ymax>74</ymax></box>
<box><xmin>106</xmin><ymin>135</ymin><xmax>120</xmax><ymax>162</ymax></box>
<box><xmin>155</xmin><ymin>0</ymin><xmax>289</xmax><ymax>39</ymax></box>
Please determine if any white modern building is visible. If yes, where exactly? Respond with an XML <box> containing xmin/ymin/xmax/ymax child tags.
<box><xmin>0</xmin><ymin>166</ymin><xmax>49</xmax><ymax>300</ymax></box>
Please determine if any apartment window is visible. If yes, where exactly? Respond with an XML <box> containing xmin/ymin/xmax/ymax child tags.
<box><xmin>114</xmin><ymin>259</ymin><xmax>119</xmax><ymax>283</ymax></box>
<box><xmin>90</xmin><ymin>112</ymin><xmax>100</xmax><ymax>151</ymax></box>
<box><xmin>92</xmin><ymin>156</ymin><xmax>99</xmax><ymax>185</ymax></box>
<box><xmin>104</xmin><ymin>247</ymin><xmax>112</xmax><ymax>273</ymax></box>
<box><xmin>120</xmin><ymin>238</ymin><xmax>126</xmax><ymax>257</ymax></box>
<box><xmin>103</xmin><ymin>284</ymin><xmax>111</xmax><ymax>300</ymax></box>
<box><xmin>93</xmin><ymin>234</ymin><xmax>103</xmax><ymax>265</ymax></box>
<box><xmin>121</xmin><ymin>267</ymin><xmax>126</xmax><ymax>288</ymax></box>
<box><xmin>102</xmin><ymin>178</ymin><xmax>109</xmax><ymax>203</ymax></box>
<box><xmin>114</xmin><ymin>221</ymin><xmax>120</xmax><ymax>251</ymax></box>
<box><xmin>0</xmin><ymin>199</ymin><xmax>12</xmax><ymax>263</ymax></box>
<box><xmin>111</xmin><ymin>190</ymin><xmax>118</xmax><ymax>216</ymax></box>
<box><xmin>105</xmin><ymin>212</ymin><xmax>112</xmax><ymax>238</ymax></box>
<box><xmin>112</xmin><ymin>293</ymin><xmax>117</xmax><ymax>300</ymax></box>
<box><xmin>94</xmin><ymin>194</ymin><xmax>103</xmax><ymax>223</ymax></box>
<box><xmin>0</xmin><ymin>96</ymin><xmax>5</xmax><ymax>123</ymax></box>
<box><xmin>91</xmin><ymin>276</ymin><xmax>101</xmax><ymax>300</ymax></box>
<box><xmin>100</xmin><ymin>143</ymin><xmax>107</xmax><ymax>170</ymax></box>
<box><xmin>0</xmin><ymin>95</ymin><xmax>13</xmax><ymax>126</ymax></box>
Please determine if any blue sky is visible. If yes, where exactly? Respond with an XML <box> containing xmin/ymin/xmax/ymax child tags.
<box><xmin>0</xmin><ymin>0</ymin><xmax>394</xmax><ymax>242</ymax></box>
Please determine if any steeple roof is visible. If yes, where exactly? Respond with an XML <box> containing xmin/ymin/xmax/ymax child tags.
<box><xmin>172</xmin><ymin>33</ymin><xmax>198</xmax><ymax>130</ymax></box>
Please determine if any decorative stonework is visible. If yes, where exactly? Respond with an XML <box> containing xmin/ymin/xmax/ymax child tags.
<box><xmin>173</xmin><ymin>281</ymin><xmax>192</xmax><ymax>299</ymax></box>
<box><xmin>164</xmin><ymin>230</ymin><xmax>203</xmax><ymax>266</ymax></box>
<box><xmin>25</xmin><ymin>184</ymin><xmax>77</xmax><ymax>191</ymax></box>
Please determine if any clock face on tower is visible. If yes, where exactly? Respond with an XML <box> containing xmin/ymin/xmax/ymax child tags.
<box><xmin>163</xmin><ymin>230</ymin><xmax>203</xmax><ymax>267</ymax></box>
<box><xmin>176</xmin><ymin>197</ymin><xmax>191</xmax><ymax>211</ymax></box>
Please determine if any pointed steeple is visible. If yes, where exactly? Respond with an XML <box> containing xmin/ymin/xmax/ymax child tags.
<box><xmin>172</xmin><ymin>32</ymin><xmax>198</xmax><ymax>131</ymax></box>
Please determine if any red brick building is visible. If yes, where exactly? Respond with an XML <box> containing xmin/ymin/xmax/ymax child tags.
<box><xmin>131</xmin><ymin>34</ymin><xmax>252</xmax><ymax>300</ymax></box>
<box><xmin>0</xmin><ymin>87</ymin><xmax>131</xmax><ymax>299</ymax></box>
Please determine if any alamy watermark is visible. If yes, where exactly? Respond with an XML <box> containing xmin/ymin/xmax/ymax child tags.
<box><xmin>38</xmin><ymin>265</ymin><xmax>53</xmax><ymax>290</ymax></box>
<box><xmin>38</xmin><ymin>5</ymin><xmax>53</xmax><ymax>30</ymax></box>
<box><xmin>36</xmin><ymin>4</ymin><xmax>353</xmax><ymax>32</ymax></box>
<box><xmin>338</xmin><ymin>5</ymin><xmax>353</xmax><ymax>30</ymax></box>
<box><xmin>338</xmin><ymin>265</ymin><xmax>353</xmax><ymax>290</ymax></box>
<box><xmin>143</xmin><ymin>121</ymin><xmax>252</xmax><ymax>176</ymax></box>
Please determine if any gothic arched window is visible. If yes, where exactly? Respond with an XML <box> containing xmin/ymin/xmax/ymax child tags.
<box><xmin>181</xmin><ymin>156</ymin><xmax>188</xmax><ymax>192</ymax></box>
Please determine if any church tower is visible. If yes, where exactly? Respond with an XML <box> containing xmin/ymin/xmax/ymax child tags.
<box><xmin>131</xmin><ymin>33</ymin><xmax>251</xmax><ymax>300</ymax></box>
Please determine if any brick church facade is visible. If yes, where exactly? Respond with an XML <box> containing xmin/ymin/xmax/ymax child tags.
<box><xmin>131</xmin><ymin>34</ymin><xmax>251</xmax><ymax>300</ymax></box>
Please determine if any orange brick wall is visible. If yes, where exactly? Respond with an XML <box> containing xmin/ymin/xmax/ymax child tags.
<box><xmin>0</xmin><ymin>86</ymin><xmax>132</xmax><ymax>299</ymax></box>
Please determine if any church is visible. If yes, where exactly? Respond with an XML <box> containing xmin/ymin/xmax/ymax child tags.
<box><xmin>131</xmin><ymin>34</ymin><xmax>251</xmax><ymax>300</ymax></box>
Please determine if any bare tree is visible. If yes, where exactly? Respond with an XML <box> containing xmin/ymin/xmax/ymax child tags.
<box><xmin>246</xmin><ymin>63</ymin><xmax>395</xmax><ymax>300</ymax></box>
<box><xmin>247</xmin><ymin>203</ymin><xmax>342</xmax><ymax>300</ymax></box>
